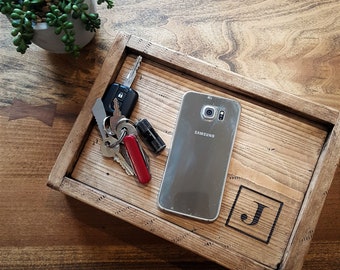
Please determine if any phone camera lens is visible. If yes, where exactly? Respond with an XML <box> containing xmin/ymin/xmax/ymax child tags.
<box><xmin>206</xmin><ymin>108</ymin><xmax>213</xmax><ymax>116</ymax></box>
<box><xmin>202</xmin><ymin>106</ymin><xmax>216</xmax><ymax>120</ymax></box>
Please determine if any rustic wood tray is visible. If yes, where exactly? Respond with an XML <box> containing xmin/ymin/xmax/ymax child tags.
<box><xmin>48</xmin><ymin>32</ymin><xmax>340</xmax><ymax>270</ymax></box>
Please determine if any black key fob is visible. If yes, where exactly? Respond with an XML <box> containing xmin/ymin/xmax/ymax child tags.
<box><xmin>102</xmin><ymin>83</ymin><xmax>138</xmax><ymax>118</ymax></box>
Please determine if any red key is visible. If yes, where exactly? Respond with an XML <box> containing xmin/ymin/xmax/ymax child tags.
<box><xmin>123</xmin><ymin>134</ymin><xmax>151</xmax><ymax>184</ymax></box>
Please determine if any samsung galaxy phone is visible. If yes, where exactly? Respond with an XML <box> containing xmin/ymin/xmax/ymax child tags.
<box><xmin>158</xmin><ymin>91</ymin><xmax>241</xmax><ymax>221</ymax></box>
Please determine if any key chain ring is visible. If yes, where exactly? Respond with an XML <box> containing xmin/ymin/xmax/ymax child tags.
<box><xmin>115</xmin><ymin>118</ymin><xmax>137</xmax><ymax>136</ymax></box>
<box><xmin>116</xmin><ymin>117</ymin><xmax>135</xmax><ymax>129</ymax></box>
<box><xmin>108</xmin><ymin>128</ymin><xmax>127</xmax><ymax>148</ymax></box>
<box><xmin>103</xmin><ymin>116</ymin><xmax>115</xmax><ymax>136</ymax></box>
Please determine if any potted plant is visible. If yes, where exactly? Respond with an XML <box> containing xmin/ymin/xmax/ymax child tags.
<box><xmin>0</xmin><ymin>0</ymin><xmax>114</xmax><ymax>56</ymax></box>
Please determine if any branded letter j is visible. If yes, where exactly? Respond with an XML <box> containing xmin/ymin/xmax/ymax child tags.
<box><xmin>241</xmin><ymin>201</ymin><xmax>267</xmax><ymax>226</ymax></box>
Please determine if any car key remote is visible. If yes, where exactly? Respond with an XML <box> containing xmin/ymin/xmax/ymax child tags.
<box><xmin>102</xmin><ymin>56</ymin><xmax>142</xmax><ymax>118</ymax></box>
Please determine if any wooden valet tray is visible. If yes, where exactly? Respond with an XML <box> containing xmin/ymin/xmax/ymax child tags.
<box><xmin>48</xmin><ymin>32</ymin><xmax>340</xmax><ymax>270</ymax></box>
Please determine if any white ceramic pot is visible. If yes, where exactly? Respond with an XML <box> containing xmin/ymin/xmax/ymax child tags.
<box><xmin>32</xmin><ymin>0</ymin><xmax>96</xmax><ymax>53</ymax></box>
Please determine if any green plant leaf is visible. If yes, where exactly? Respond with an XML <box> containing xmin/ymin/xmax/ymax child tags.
<box><xmin>61</xmin><ymin>34</ymin><xmax>68</xmax><ymax>43</ymax></box>
<box><xmin>63</xmin><ymin>21</ymin><xmax>73</xmax><ymax>29</ymax></box>
<box><xmin>10</xmin><ymin>13</ymin><xmax>21</xmax><ymax>20</ymax></box>
<box><xmin>59</xmin><ymin>14</ymin><xmax>68</xmax><ymax>22</ymax></box>
<box><xmin>80</xmin><ymin>13</ymin><xmax>87</xmax><ymax>22</ymax></box>
<box><xmin>13</xmin><ymin>8</ymin><xmax>24</xmax><ymax>15</ymax></box>
<box><xmin>1</xmin><ymin>5</ymin><xmax>13</xmax><ymax>15</ymax></box>
<box><xmin>88</xmin><ymin>13</ymin><xmax>98</xmax><ymax>20</ymax></box>
<box><xmin>11</xmin><ymin>20</ymin><xmax>21</xmax><ymax>27</ymax></box>
<box><xmin>30</xmin><ymin>0</ymin><xmax>44</xmax><ymax>4</ymax></box>
<box><xmin>25</xmin><ymin>11</ymin><xmax>33</xmax><ymax>18</ymax></box>
<box><xmin>24</xmin><ymin>17</ymin><xmax>32</xmax><ymax>27</ymax></box>
<box><xmin>72</xmin><ymin>4</ymin><xmax>79</xmax><ymax>12</ymax></box>
<box><xmin>80</xmin><ymin>3</ymin><xmax>88</xmax><ymax>10</ymax></box>
<box><xmin>54</xmin><ymin>26</ymin><xmax>62</xmax><ymax>35</ymax></box>
<box><xmin>68</xmin><ymin>35</ymin><xmax>75</xmax><ymax>43</ymax></box>
<box><xmin>64</xmin><ymin>3</ymin><xmax>72</xmax><ymax>13</ymax></box>
<box><xmin>17</xmin><ymin>43</ymin><xmax>28</xmax><ymax>54</ymax></box>
<box><xmin>13</xmin><ymin>35</ymin><xmax>22</xmax><ymax>46</ymax></box>
<box><xmin>46</xmin><ymin>13</ymin><xmax>56</xmax><ymax>19</ymax></box>
<box><xmin>11</xmin><ymin>28</ymin><xmax>19</xmax><ymax>36</ymax></box>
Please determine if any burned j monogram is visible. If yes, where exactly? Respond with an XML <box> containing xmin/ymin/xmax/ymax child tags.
<box><xmin>226</xmin><ymin>185</ymin><xmax>283</xmax><ymax>244</ymax></box>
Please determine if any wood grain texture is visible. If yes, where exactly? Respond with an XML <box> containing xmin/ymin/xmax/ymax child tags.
<box><xmin>0</xmin><ymin>0</ymin><xmax>339</xmax><ymax>269</ymax></box>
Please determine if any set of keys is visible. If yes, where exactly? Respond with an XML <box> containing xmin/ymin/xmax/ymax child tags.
<box><xmin>92</xmin><ymin>98</ymin><xmax>152</xmax><ymax>184</ymax></box>
<box><xmin>92</xmin><ymin>55</ymin><xmax>166</xmax><ymax>185</ymax></box>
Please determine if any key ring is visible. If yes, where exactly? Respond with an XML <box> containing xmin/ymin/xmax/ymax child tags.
<box><xmin>103</xmin><ymin>128</ymin><xmax>127</xmax><ymax>148</ymax></box>
<box><xmin>109</xmin><ymin>128</ymin><xmax>127</xmax><ymax>148</ymax></box>
<box><xmin>103</xmin><ymin>116</ymin><xmax>115</xmax><ymax>136</ymax></box>
<box><xmin>103</xmin><ymin>116</ymin><xmax>135</xmax><ymax>148</ymax></box>
<box><xmin>116</xmin><ymin>117</ymin><xmax>135</xmax><ymax>126</ymax></box>
<box><xmin>114</xmin><ymin>117</ymin><xmax>135</xmax><ymax>134</ymax></box>
<box><xmin>103</xmin><ymin>116</ymin><xmax>128</xmax><ymax>148</ymax></box>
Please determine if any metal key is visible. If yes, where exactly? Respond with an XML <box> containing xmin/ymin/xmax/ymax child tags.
<box><xmin>101</xmin><ymin>137</ymin><xmax>134</xmax><ymax>176</ymax></box>
<box><xmin>92</xmin><ymin>98</ymin><xmax>134</xmax><ymax>175</ymax></box>
<box><xmin>110</xmin><ymin>98</ymin><xmax>125</xmax><ymax>135</ymax></box>
<box><xmin>108</xmin><ymin>97</ymin><xmax>138</xmax><ymax>176</ymax></box>
<box><xmin>124</xmin><ymin>55</ymin><xmax>142</xmax><ymax>88</ymax></box>
<box><xmin>100</xmin><ymin>136</ymin><xmax>118</xmax><ymax>157</ymax></box>
<box><xmin>102</xmin><ymin>56</ymin><xmax>142</xmax><ymax>117</ymax></box>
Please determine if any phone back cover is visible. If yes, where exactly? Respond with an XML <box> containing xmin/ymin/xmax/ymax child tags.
<box><xmin>158</xmin><ymin>91</ymin><xmax>241</xmax><ymax>221</ymax></box>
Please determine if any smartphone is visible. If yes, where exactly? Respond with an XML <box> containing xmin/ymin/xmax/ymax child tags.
<box><xmin>158</xmin><ymin>91</ymin><xmax>241</xmax><ymax>221</ymax></box>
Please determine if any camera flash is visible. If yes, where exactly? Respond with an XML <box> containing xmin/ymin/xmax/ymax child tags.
<box><xmin>218</xmin><ymin>110</ymin><xmax>225</xmax><ymax>120</ymax></box>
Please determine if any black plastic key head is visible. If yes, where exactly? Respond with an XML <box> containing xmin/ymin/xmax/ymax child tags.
<box><xmin>102</xmin><ymin>83</ymin><xmax>138</xmax><ymax>118</ymax></box>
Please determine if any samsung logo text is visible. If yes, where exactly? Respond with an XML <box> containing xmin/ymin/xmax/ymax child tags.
<box><xmin>194</xmin><ymin>130</ymin><xmax>215</xmax><ymax>138</ymax></box>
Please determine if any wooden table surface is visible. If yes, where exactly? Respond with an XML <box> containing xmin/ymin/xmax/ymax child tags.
<box><xmin>0</xmin><ymin>0</ymin><xmax>339</xmax><ymax>269</ymax></box>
